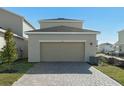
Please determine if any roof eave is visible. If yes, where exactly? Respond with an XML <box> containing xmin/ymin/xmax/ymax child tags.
<box><xmin>0</xmin><ymin>8</ymin><xmax>24</xmax><ymax>19</ymax></box>
<box><xmin>25</xmin><ymin>31</ymin><xmax>100</xmax><ymax>35</ymax></box>
<box><xmin>39</xmin><ymin>19</ymin><xmax>82</xmax><ymax>23</ymax></box>
<box><xmin>23</xmin><ymin>19</ymin><xmax>36</xmax><ymax>30</ymax></box>
<box><xmin>0</xmin><ymin>28</ymin><xmax>26</xmax><ymax>40</ymax></box>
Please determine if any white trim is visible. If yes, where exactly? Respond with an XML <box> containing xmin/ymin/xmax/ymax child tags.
<box><xmin>39</xmin><ymin>40</ymin><xmax>86</xmax><ymax>42</ymax></box>
<box><xmin>23</xmin><ymin>19</ymin><xmax>36</xmax><ymax>30</ymax></box>
<box><xmin>25</xmin><ymin>32</ymin><xmax>100</xmax><ymax>35</ymax></box>
<box><xmin>0</xmin><ymin>28</ymin><xmax>6</xmax><ymax>33</ymax></box>
<box><xmin>0</xmin><ymin>28</ymin><xmax>25</xmax><ymax>40</ymax></box>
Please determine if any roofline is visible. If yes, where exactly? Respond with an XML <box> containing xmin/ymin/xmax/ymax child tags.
<box><xmin>41</xmin><ymin>18</ymin><xmax>82</xmax><ymax>21</ymax></box>
<box><xmin>0</xmin><ymin>8</ymin><xmax>23</xmax><ymax>18</ymax></box>
<box><xmin>23</xmin><ymin>19</ymin><xmax>36</xmax><ymax>30</ymax></box>
<box><xmin>99</xmin><ymin>42</ymin><xmax>113</xmax><ymax>45</ymax></box>
<box><xmin>0</xmin><ymin>28</ymin><xmax>6</xmax><ymax>33</ymax></box>
<box><xmin>99</xmin><ymin>43</ymin><xmax>113</xmax><ymax>46</ymax></box>
<box><xmin>118</xmin><ymin>29</ymin><xmax>124</xmax><ymax>33</ymax></box>
<box><xmin>39</xmin><ymin>19</ymin><xmax>82</xmax><ymax>23</ymax></box>
<box><xmin>0</xmin><ymin>28</ymin><xmax>26</xmax><ymax>40</ymax></box>
<box><xmin>25</xmin><ymin>31</ymin><xmax>100</xmax><ymax>35</ymax></box>
<box><xmin>1</xmin><ymin>8</ymin><xmax>35</xmax><ymax>30</ymax></box>
<box><xmin>26</xmin><ymin>25</ymin><xmax>100</xmax><ymax>33</ymax></box>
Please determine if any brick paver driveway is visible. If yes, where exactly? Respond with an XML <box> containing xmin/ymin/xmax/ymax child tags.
<box><xmin>13</xmin><ymin>62</ymin><xmax>121</xmax><ymax>86</ymax></box>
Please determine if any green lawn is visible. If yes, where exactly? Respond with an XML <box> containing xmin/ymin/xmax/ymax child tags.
<box><xmin>95</xmin><ymin>62</ymin><xmax>124</xmax><ymax>85</ymax></box>
<box><xmin>0</xmin><ymin>59</ymin><xmax>35</xmax><ymax>86</ymax></box>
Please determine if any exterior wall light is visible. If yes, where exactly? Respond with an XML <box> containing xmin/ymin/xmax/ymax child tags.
<box><xmin>90</xmin><ymin>42</ymin><xmax>93</xmax><ymax>46</ymax></box>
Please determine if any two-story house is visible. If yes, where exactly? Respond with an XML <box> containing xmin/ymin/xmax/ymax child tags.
<box><xmin>26</xmin><ymin>18</ymin><xmax>100</xmax><ymax>62</ymax></box>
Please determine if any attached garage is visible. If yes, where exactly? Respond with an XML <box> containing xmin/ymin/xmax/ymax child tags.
<box><xmin>26</xmin><ymin>25</ymin><xmax>100</xmax><ymax>62</ymax></box>
<box><xmin>40</xmin><ymin>42</ymin><xmax>85</xmax><ymax>62</ymax></box>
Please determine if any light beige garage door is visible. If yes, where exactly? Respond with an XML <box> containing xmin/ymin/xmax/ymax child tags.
<box><xmin>40</xmin><ymin>42</ymin><xmax>85</xmax><ymax>62</ymax></box>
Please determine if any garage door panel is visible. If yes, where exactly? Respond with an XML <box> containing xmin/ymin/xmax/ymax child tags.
<box><xmin>40</xmin><ymin>42</ymin><xmax>85</xmax><ymax>62</ymax></box>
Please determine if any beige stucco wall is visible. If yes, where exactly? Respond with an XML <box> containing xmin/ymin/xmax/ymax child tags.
<box><xmin>0</xmin><ymin>9</ymin><xmax>23</xmax><ymax>37</ymax></box>
<box><xmin>14</xmin><ymin>37</ymin><xmax>28</xmax><ymax>58</ymax></box>
<box><xmin>28</xmin><ymin>34</ymin><xmax>97</xmax><ymax>62</ymax></box>
<box><xmin>40</xmin><ymin>20</ymin><xmax>82</xmax><ymax>29</ymax></box>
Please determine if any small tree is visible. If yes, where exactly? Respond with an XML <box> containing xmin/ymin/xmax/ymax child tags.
<box><xmin>0</xmin><ymin>29</ymin><xmax>18</xmax><ymax>69</ymax></box>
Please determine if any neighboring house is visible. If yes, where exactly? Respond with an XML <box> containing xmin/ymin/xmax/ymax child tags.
<box><xmin>115</xmin><ymin>30</ymin><xmax>124</xmax><ymax>54</ymax></box>
<box><xmin>113</xmin><ymin>41</ymin><xmax>120</xmax><ymax>54</ymax></box>
<box><xmin>26</xmin><ymin>18</ymin><xmax>100</xmax><ymax>62</ymax></box>
<box><xmin>0</xmin><ymin>27</ymin><xmax>28</xmax><ymax>58</ymax></box>
<box><xmin>0</xmin><ymin>8</ymin><xmax>35</xmax><ymax>38</ymax></box>
<box><xmin>98</xmin><ymin>43</ymin><xmax>114</xmax><ymax>53</ymax></box>
<box><xmin>0</xmin><ymin>8</ymin><xmax>35</xmax><ymax>58</ymax></box>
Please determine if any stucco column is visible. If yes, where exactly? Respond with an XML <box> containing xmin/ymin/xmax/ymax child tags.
<box><xmin>84</xmin><ymin>42</ymin><xmax>89</xmax><ymax>62</ymax></box>
<box><xmin>85</xmin><ymin>41</ymin><xmax>96</xmax><ymax>62</ymax></box>
<box><xmin>28</xmin><ymin>40</ymin><xmax>40</xmax><ymax>62</ymax></box>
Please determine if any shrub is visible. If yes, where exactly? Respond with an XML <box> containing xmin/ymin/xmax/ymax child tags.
<box><xmin>98</xmin><ymin>56</ymin><xmax>124</xmax><ymax>67</ymax></box>
<box><xmin>0</xmin><ymin>29</ymin><xmax>18</xmax><ymax>70</ymax></box>
<box><xmin>108</xmin><ymin>58</ymin><xmax>115</xmax><ymax>64</ymax></box>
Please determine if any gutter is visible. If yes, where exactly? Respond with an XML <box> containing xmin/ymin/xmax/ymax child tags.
<box><xmin>25</xmin><ymin>31</ymin><xmax>100</xmax><ymax>35</ymax></box>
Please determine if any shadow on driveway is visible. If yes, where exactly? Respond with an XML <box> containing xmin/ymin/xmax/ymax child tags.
<box><xmin>27</xmin><ymin>62</ymin><xmax>92</xmax><ymax>74</ymax></box>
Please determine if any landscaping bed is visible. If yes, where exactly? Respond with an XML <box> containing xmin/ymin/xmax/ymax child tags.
<box><xmin>98</xmin><ymin>56</ymin><xmax>124</xmax><ymax>67</ymax></box>
<box><xmin>0</xmin><ymin>59</ymin><xmax>35</xmax><ymax>86</ymax></box>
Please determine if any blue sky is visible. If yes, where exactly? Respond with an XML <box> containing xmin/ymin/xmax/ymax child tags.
<box><xmin>4</xmin><ymin>7</ymin><xmax>124</xmax><ymax>44</ymax></box>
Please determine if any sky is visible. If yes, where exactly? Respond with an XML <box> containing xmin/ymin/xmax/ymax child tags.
<box><xmin>3</xmin><ymin>7</ymin><xmax>124</xmax><ymax>44</ymax></box>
